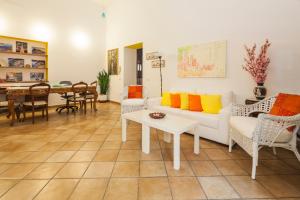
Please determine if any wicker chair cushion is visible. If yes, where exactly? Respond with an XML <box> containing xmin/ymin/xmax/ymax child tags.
<box><xmin>270</xmin><ymin>93</ymin><xmax>300</xmax><ymax>116</ymax></box>
<box><xmin>128</xmin><ymin>85</ymin><xmax>143</xmax><ymax>99</ymax></box>
<box><xmin>230</xmin><ymin>116</ymin><xmax>292</xmax><ymax>143</ymax></box>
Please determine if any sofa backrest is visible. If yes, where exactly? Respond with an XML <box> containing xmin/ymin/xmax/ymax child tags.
<box><xmin>169</xmin><ymin>87</ymin><xmax>234</xmax><ymax>107</ymax></box>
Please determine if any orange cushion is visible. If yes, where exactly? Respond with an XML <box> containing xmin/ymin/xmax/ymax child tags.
<box><xmin>170</xmin><ymin>93</ymin><xmax>181</xmax><ymax>108</ymax></box>
<box><xmin>270</xmin><ymin>93</ymin><xmax>300</xmax><ymax>131</ymax></box>
<box><xmin>188</xmin><ymin>94</ymin><xmax>203</xmax><ymax>112</ymax></box>
<box><xmin>128</xmin><ymin>85</ymin><xmax>143</xmax><ymax>99</ymax></box>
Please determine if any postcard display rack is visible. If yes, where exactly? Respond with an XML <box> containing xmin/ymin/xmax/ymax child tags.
<box><xmin>0</xmin><ymin>35</ymin><xmax>48</xmax><ymax>82</ymax></box>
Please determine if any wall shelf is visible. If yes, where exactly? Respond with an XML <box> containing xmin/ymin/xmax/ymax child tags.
<box><xmin>0</xmin><ymin>51</ymin><xmax>47</xmax><ymax>57</ymax></box>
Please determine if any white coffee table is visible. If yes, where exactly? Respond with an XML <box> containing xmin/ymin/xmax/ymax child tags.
<box><xmin>122</xmin><ymin>110</ymin><xmax>200</xmax><ymax>170</ymax></box>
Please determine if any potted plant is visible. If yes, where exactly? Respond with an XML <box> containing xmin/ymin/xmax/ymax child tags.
<box><xmin>97</xmin><ymin>69</ymin><xmax>110</xmax><ymax>102</ymax></box>
<box><xmin>243</xmin><ymin>39</ymin><xmax>271</xmax><ymax>100</ymax></box>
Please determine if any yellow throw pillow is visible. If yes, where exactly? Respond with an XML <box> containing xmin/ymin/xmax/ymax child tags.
<box><xmin>180</xmin><ymin>93</ymin><xmax>189</xmax><ymax>110</ymax></box>
<box><xmin>201</xmin><ymin>94</ymin><xmax>222</xmax><ymax>114</ymax></box>
<box><xmin>161</xmin><ymin>92</ymin><xmax>171</xmax><ymax>106</ymax></box>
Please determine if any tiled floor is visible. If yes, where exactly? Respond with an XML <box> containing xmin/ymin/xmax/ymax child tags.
<box><xmin>0</xmin><ymin>102</ymin><xmax>299</xmax><ymax>200</ymax></box>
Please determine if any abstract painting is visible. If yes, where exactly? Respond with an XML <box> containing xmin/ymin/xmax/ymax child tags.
<box><xmin>152</xmin><ymin>59</ymin><xmax>165</xmax><ymax>68</ymax></box>
<box><xmin>177</xmin><ymin>41</ymin><xmax>227</xmax><ymax>78</ymax></box>
<box><xmin>16</xmin><ymin>41</ymin><xmax>28</xmax><ymax>53</ymax></box>
<box><xmin>108</xmin><ymin>48</ymin><xmax>119</xmax><ymax>75</ymax></box>
<box><xmin>0</xmin><ymin>43</ymin><xmax>13</xmax><ymax>52</ymax></box>
<box><xmin>32</xmin><ymin>60</ymin><xmax>46</xmax><ymax>68</ymax></box>
<box><xmin>30</xmin><ymin>72</ymin><xmax>44</xmax><ymax>81</ymax></box>
<box><xmin>32</xmin><ymin>47</ymin><xmax>46</xmax><ymax>55</ymax></box>
<box><xmin>8</xmin><ymin>58</ymin><xmax>25</xmax><ymax>68</ymax></box>
<box><xmin>6</xmin><ymin>72</ymin><xmax>23</xmax><ymax>82</ymax></box>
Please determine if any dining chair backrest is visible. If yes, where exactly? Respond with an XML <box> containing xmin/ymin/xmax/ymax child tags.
<box><xmin>28</xmin><ymin>83</ymin><xmax>51</xmax><ymax>102</ymax></box>
<box><xmin>90</xmin><ymin>81</ymin><xmax>97</xmax><ymax>87</ymax></box>
<box><xmin>72</xmin><ymin>82</ymin><xmax>88</xmax><ymax>99</ymax></box>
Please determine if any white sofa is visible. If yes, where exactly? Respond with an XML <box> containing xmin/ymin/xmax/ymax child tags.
<box><xmin>147</xmin><ymin>90</ymin><xmax>234</xmax><ymax>145</ymax></box>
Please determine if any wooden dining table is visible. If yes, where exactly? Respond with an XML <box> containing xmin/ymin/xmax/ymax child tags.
<box><xmin>0</xmin><ymin>83</ymin><xmax>98</xmax><ymax>126</ymax></box>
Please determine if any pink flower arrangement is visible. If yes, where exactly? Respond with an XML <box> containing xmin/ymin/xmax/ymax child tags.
<box><xmin>243</xmin><ymin>39</ymin><xmax>271</xmax><ymax>84</ymax></box>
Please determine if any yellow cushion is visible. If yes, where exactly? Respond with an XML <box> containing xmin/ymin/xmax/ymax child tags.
<box><xmin>201</xmin><ymin>94</ymin><xmax>222</xmax><ymax>114</ymax></box>
<box><xmin>180</xmin><ymin>93</ymin><xmax>189</xmax><ymax>110</ymax></box>
<box><xmin>161</xmin><ymin>92</ymin><xmax>171</xmax><ymax>106</ymax></box>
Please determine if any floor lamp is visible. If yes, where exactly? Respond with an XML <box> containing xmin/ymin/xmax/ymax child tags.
<box><xmin>158</xmin><ymin>55</ymin><xmax>163</xmax><ymax>96</ymax></box>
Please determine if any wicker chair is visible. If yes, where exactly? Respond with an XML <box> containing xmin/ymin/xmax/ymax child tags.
<box><xmin>229</xmin><ymin>95</ymin><xmax>300</xmax><ymax>179</ymax></box>
<box><xmin>121</xmin><ymin>85</ymin><xmax>148</xmax><ymax>114</ymax></box>
<box><xmin>68</xmin><ymin>82</ymin><xmax>88</xmax><ymax>114</ymax></box>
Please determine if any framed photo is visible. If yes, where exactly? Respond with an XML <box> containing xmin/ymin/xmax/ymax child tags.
<box><xmin>30</xmin><ymin>72</ymin><xmax>45</xmax><ymax>81</ymax></box>
<box><xmin>152</xmin><ymin>59</ymin><xmax>165</xmax><ymax>68</ymax></box>
<box><xmin>32</xmin><ymin>60</ymin><xmax>46</xmax><ymax>68</ymax></box>
<box><xmin>146</xmin><ymin>52</ymin><xmax>159</xmax><ymax>60</ymax></box>
<box><xmin>108</xmin><ymin>48</ymin><xmax>119</xmax><ymax>75</ymax></box>
<box><xmin>0</xmin><ymin>43</ymin><xmax>13</xmax><ymax>52</ymax></box>
<box><xmin>8</xmin><ymin>58</ymin><xmax>24</xmax><ymax>68</ymax></box>
<box><xmin>6</xmin><ymin>72</ymin><xmax>23</xmax><ymax>82</ymax></box>
<box><xmin>32</xmin><ymin>47</ymin><xmax>46</xmax><ymax>55</ymax></box>
<box><xmin>16</xmin><ymin>41</ymin><xmax>28</xmax><ymax>53</ymax></box>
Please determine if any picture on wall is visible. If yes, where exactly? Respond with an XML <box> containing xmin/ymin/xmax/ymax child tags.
<box><xmin>16</xmin><ymin>41</ymin><xmax>28</xmax><ymax>53</ymax></box>
<box><xmin>0</xmin><ymin>43</ymin><xmax>13</xmax><ymax>52</ymax></box>
<box><xmin>107</xmin><ymin>48</ymin><xmax>119</xmax><ymax>75</ymax></box>
<box><xmin>6</xmin><ymin>72</ymin><xmax>23</xmax><ymax>82</ymax></box>
<box><xmin>152</xmin><ymin>59</ymin><xmax>165</xmax><ymax>68</ymax></box>
<box><xmin>8</xmin><ymin>58</ymin><xmax>25</xmax><ymax>68</ymax></box>
<box><xmin>32</xmin><ymin>47</ymin><xmax>46</xmax><ymax>55</ymax></box>
<box><xmin>177</xmin><ymin>40</ymin><xmax>227</xmax><ymax>78</ymax></box>
<box><xmin>146</xmin><ymin>52</ymin><xmax>159</xmax><ymax>60</ymax></box>
<box><xmin>32</xmin><ymin>60</ymin><xmax>46</xmax><ymax>68</ymax></box>
<box><xmin>30</xmin><ymin>72</ymin><xmax>45</xmax><ymax>81</ymax></box>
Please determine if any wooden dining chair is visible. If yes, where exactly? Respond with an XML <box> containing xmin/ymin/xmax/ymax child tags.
<box><xmin>22</xmin><ymin>83</ymin><xmax>51</xmax><ymax>124</ymax></box>
<box><xmin>69</xmin><ymin>81</ymin><xmax>88</xmax><ymax>114</ymax></box>
<box><xmin>82</xmin><ymin>81</ymin><xmax>97</xmax><ymax>109</ymax></box>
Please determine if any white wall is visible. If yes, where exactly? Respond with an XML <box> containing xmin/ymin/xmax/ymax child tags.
<box><xmin>105</xmin><ymin>0</ymin><xmax>300</xmax><ymax>103</ymax></box>
<box><xmin>0</xmin><ymin>0</ymin><xmax>106</xmax><ymax>105</ymax></box>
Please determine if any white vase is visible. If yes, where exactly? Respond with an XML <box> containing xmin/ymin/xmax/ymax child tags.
<box><xmin>99</xmin><ymin>94</ymin><xmax>108</xmax><ymax>102</ymax></box>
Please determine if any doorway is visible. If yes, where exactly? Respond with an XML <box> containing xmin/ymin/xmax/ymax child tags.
<box><xmin>124</xmin><ymin>42</ymin><xmax>143</xmax><ymax>86</ymax></box>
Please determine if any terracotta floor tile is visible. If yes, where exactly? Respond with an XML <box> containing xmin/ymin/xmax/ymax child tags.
<box><xmin>55</xmin><ymin>162</ymin><xmax>89</xmax><ymax>178</ymax></box>
<box><xmin>235</xmin><ymin>159</ymin><xmax>276</xmax><ymax>176</ymax></box>
<box><xmin>72</xmin><ymin>134</ymin><xmax>92</xmax><ymax>141</ymax></box>
<box><xmin>112</xmin><ymin>162</ymin><xmax>139</xmax><ymax>177</ymax></box>
<box><xmin>121</xmin><ymin>140</ymin><xmax>141</xmax><ymax>150</ymax></box>
<box><xmin>69</xmin><ymin>179</ymin><xmax>108</xmax><ymax>200</ymax></box>
<box><xmin>80</xmin><ymin>142</ymin><xmax>102</xmax><ymax>151</ymax></box>
<box><xmin>139</xmin><ymin>177</ymin><xmax>172</xmax><ymax>200</ymax></box>
<box><xmin>89</xmin><ymin>134</ymin><xmax>107</xmax><ymax>142</ymax></box>
<box><xmin>39</xmin><ymin>142</ymin><xmax>65</xmax><ymax>151</ymax></box>
<box><xmin>84</xmin><ymin>162</ymin><xmax>114</xmax><ymax>178</ymax></box>
<box><xmin>204</xmin><ymin>148</ymin><xmax>231</xmax><ymax>160</ymax></box>
<box><xmin>183</xmin><ymin>149</ymin><xmax>209</xmax><ymax>161</ymax></box>
<box><xmin>59</xmin><ymin>141</ymin><xmax>84</xmax><ymax>151</ymax></box>
<box><xmin>257</xmin><ymin>175</ymin><xmax>300</xmax><ymax>198</ymax></box>
<box><xmin>261</xmin><ymin>159</ymin><xmax>299</xmax><ymax>174</ymax></box>
<box><xmin>162</xmin><ymin>148</ymin><xmax>186</xmax><ymax>161</ymax></box>
<box><xmin>140</xmin><ymin>161</ymin><xmax>167</xmax><ymax>177</ymax></box>
<box><xmin>101</xmin><ymin>141</ymin><xmax>122</xmax><ymax>149</ymax></box>
<box><xmin>1</xmin><ymin>180</ymin><xmax>48</xmax><ymax>200</ymax></box>
<box><xmin>0</xmin><ymin>164</ymin><xmax>12</xmax><ymax>174</ymax></box>
<box><xmin>25</xmin><ymin>163</ymin><xmax>64</xmax><ymax>179</ymax></box>
<box><xmin>169</xmin><ymin>177</ymin><xmax>206</xmax><ymax>199</ymax></box>
<box><xmin>35</xmin><ymin>179</ymin><xmax>79</xmax><ymax>200</ymax></box>
<box><xmin>46</xmin><ymin>151</ymin><xmax>75</xmax><ymax>162</ymax></box>
<box><xmin>165</xmin><ymin>161</ymin><xmax>194</xmax><ymax>176</ymax></box>
<box><xmin>117</xmin><ymin>150</ymin><xmax>140</xmax><ymax>161</ymax></box>
<box><xmin>214</xmin><ymin>160</ymin><xmax>248</xmax><ymax>175</ymax></box>
<box><xmin>69</xmin><ymin>151</ymin><xmax>96</xmax><ymax>162</ymax></box>
<box><xmin>198</xmin><ymin>176</ymin><xmax>240</xmax><ymax>199</ymax></box>
<box><xmin>93</xmin><ymin>149</ymin><xmax>119</xmax><ymax>161</ymax></box>
<box><xmin>190</xmin><ymin>161</ymin><xmax>221</xmax><ymax>176</ymax></box>
<box><xmin>140</xmin><ymin>150</ymin><xmax>163</xmax><ymax>161</ymax></box>
<box><xmin>226</xmin><ymin>176</ymin><xmax>273</xmax><ymax>198</ymax></box>
<box><xmin>0</xmin><ymin>151</ymin><xmax>31</xmax><ymax>163</ymax></box>
<box><xmin>0</xmin><ymin>180</ymin><xmax>18</xmax><ymax>197</ymax></box>
<box><xmin>20</xmin><ymin>151</ymin><xmax>54</xmax><ymax>163</ymax></box>
<box><xmin>0</xmin><ymin>163</ymin><xmax>39</xmax><ymax>179</ymax></box>
<box><xmin>104</xmin><ymin>178</ymin><xmax>138</xmax><ymax>200</ymax></box>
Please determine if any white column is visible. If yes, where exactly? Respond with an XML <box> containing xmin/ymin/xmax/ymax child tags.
<box><xmin>142</xmin><ymin>124</ymin><xmax>150</xmax><ymax>154</ymax></box>
<box><xmin>163</xmin><ymin>132</ymin><xmax>172</xmax><ymax>143</ymax></box>
<box><xmin>194</xmin><ymin>132</ymin><xmax>200</xmax><ymax>154</ymax></box>
<box><xmin>122</xmin><ymin>117</ymin><xmax>127</xmax><ymax>142</ymax></box>
<box><xmin>173</xmin><ymin>133</ymin><xmax>180</xmax><ymax>170</ymax></box>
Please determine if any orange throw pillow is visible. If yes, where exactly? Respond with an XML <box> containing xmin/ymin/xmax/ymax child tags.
<box><xmin>270</xmin><ymin>93</ymin><xmax>300</xmax><ymax>131</ymax></box>
<box><xmin>170</xmin><ymin>93</ymin><xmax>181</xmax><ymax>108</ymax></box>
<box><xmin>188</xmin><ymin>94</ymin><xmax>203</xmax><ymax>112</ymax></box>
<box><xmin>128</xmin><ymin>85</ymin><xmax>143</xmax><ymax>99</ymax></box>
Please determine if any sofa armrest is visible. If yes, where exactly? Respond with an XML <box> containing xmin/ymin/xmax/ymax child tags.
<box><xmin>147</xmin><ymin>97</ymin><xmax>161</xmax><ymax>109</ymax></box>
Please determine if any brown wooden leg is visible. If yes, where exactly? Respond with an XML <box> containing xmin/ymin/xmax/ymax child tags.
<box><xmin>90</xmin><ymin>99</ymin><xmax>93</xmax><ymax>109</ymax></box>
<box><xmin>84</xmin><ymin>101</ymin><xmax>87</xmax><ymax>114</ymax></box>
<box><xmin>32</xmin><ymin>106</ymin><xmax>35</xmax><ymax>124</ymax></box>
<box><xmin>93</xmin><ymin>91</ymin><xmax>98</xmax><ymax>111</ymax></box>
<box><xmin>8</xmin><ymin>98</ymin><xmax>15</xmax><ymax>126</ymax></box>
<box><xmin>46</xmin><ymin>104</ymin><xmax>48</xmax><ymax>121</ymax></box>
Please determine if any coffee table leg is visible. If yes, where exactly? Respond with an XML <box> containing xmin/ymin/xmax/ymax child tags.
<box><xmin>122</xmin><ymin>117</ymin><xmax>127</xmax><ymax>142</ymax></box>
<box><xmin>194</xmin><ymin>131</ymin><xmax>200</xmax><ymax>154</ymax></box>
<box><xmin>173</xmin><ymin>133</ymin><xmax>180</xmax><ymax>170</ymax></box>
<box><xmin>163</xmin><ymin>132</ymin><xmax>172</xmax><ymax>143</ymax></box>
<box><xmin>142</xmin><ymin>124</ymin><xmax>150</xmax><ymax>154</ymax></box>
